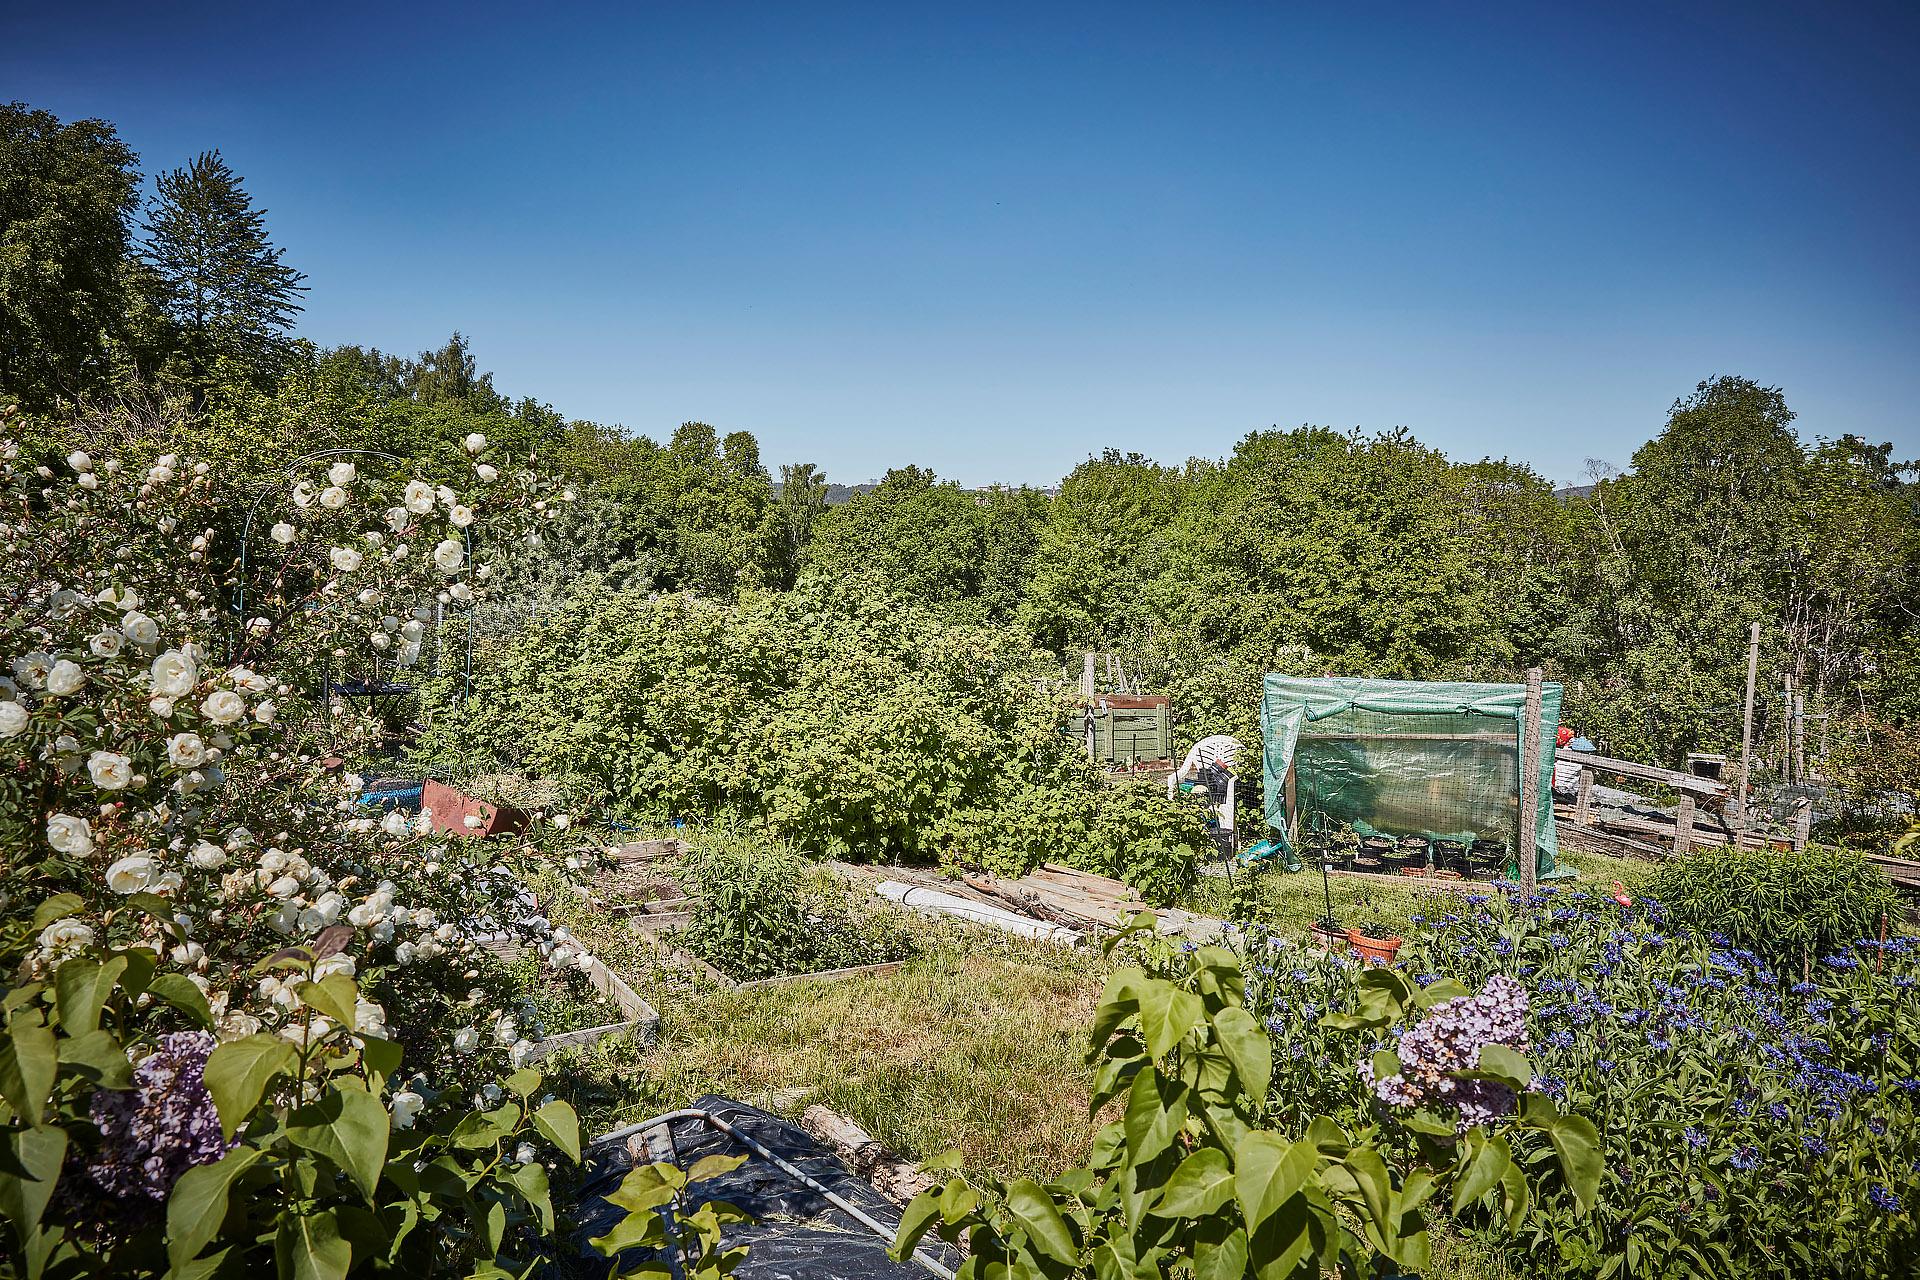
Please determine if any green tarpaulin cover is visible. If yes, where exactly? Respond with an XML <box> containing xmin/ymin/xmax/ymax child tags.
<box><xmin>1260</xmin><ymin>675</ymin><xmax>1562</xmax><ymax>878</ymax></box>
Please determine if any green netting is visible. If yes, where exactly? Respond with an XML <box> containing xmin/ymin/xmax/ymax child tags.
<box><xmin>1260</xmin><ymin>675</ymin><xmax>1563</xmax><ymax>877</ymax></box>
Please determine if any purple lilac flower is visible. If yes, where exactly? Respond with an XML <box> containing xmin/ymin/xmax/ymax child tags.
<box><xmin>1358</xmin><ymin>974</ymin><xmax>1529</xmax><ymax>1132</ymax></box>
<box><xmin>88</xmin><ymin>1032</ymin><xmax>235</xmax><ymax>1201</ymax></box>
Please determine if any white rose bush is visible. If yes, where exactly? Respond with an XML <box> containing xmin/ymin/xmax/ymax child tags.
<box><xmin>0</xmin><ymin>418</ymin><xmax>592</xmax><ymax>1278</ymax></box>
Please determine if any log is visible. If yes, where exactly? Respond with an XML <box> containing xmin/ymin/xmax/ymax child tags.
<box><xmin>799</xmin><ymin>1105</ymin><xmax>939</xmax><ymax>1206</ymax></box>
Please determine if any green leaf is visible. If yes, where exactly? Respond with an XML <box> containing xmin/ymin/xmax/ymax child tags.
<box><xmin>1451</xmin><ymin>1133</ymin><xmax>1510</xmax><ymax>1214</ymax></box>
<box><xmin>506</xmin><ymin>1160</ymin><xmax>554</xmax><ymax>1233</ymax></box>
<box><xmin>1193</xmin><ymin>1228</ymin><xmax>1249</xmax><ymax>1280</ymax></box>
<box><xmin>1153</xmin><ymin>1147</ymin><xmax>1234</xmax><ymax>1218</ymax></box>
<box><xmin>531</xmin><ymin>1099</ymin><xmax>581</xmax><ymax>1164</ymax></box>
<box><xmin>203</xmin><ymin>1035</ymin><xmax>299</xmax><ymax>1138</ymax></box>
<box><xmin>503</xmin><ymin>1067</ymin><xmax>542</xmax><ymax>1098</ymax></box>
<box><xmin>1003</xmin><ymin>1177</ymin><xmax>1078</xmax><ymax>1266</ymax></box>
<box><xmin>686</xmin><ymin>1152</ymin><xmax>749</xmax><ymax>1185</ymax></box>
<box><xmin>359</xmin><ymin>1035</ymin><xmax>402</xmax><ymax>1081</ymax></box>
<box><xmin>1472</xmin><ymin>1043</ymin><xmax>1532</xmax><ymax>1090</ymax></box>
<box><xmin>287</xmin><ymin>1087</ymin><xmax>389</xmax><ymax>1203</ymax></box>
<box><xmin>295</xmin><ymin>974</ymin><xmax>359</xmax><ymax>1031</ymax></box>
<box><xmin>167</xmin><ymin>1146</ymin><xmax>261</xmax><ymax>1270</ymax></box>
<box><xmin>1122</xmin><ymin>1067</ymin><xmax>1187</xmax><ymax>1165</ymax></box>
<box><xmin>1133</xmin><ymin>981</ymin><xmax>1205</xmax><ymax>1060</ymax></box>
<box><xmin>55</xmin><ymin>955</ymin><xmax>127</xmax><ymax>1034</ymax></box>
<box><xmin>58</xmin><ymin>1027</ymin><xmax>133</xmax><ymax>1089</ymax></box>
<box><xmin>1411</xmin><ymin>978</ymin><xmax>1472</xmax><ymax>1008</ymax></box>
<box><xmin>891</xmin><ymin>1190</ymin><xmax>944</xmax><ymax>1260</ymax></box>
<box><xmin>1343</xmin><ymin>1146</ymin><xmax>1395</xmax><ymax>1241</ymax></box>
<box><xmin>1209</xmin><ymin>1006</ymin><xmax>1271</xmax><ymax>1106</ymax></box>
<box><xmin>0</xmin><ymin>1124</ymin><xmax>67</xmax><ymax>1239</ymax></box>
<box><xmin>32</xmin><ymin>895</ymin><xmax>84</xmax><ymax>931</ymax></box>
<box><xmin>1234</xmin><ymin>1132</ymin><xmax>1312</xmax><ymax>1231</ymax></box>
<box><xmin>1370</xmin><ymin>1050</ymin><xmax>1402</xmax><ymax>1084</ymax></box>
<box><xmin>1498</xmin><ymin>1156</ymin><xmax>1531</xmax><ymax>1228</ymax></box>
<box><xmin>1547</xmin><ymin>1114</ymin><xmax>1604</xmax><ymax>1212</ymax></box>
<box><xmin>0</xmin><ymin>1013</ymin><xmax>57</xmax><ymax>1124</ymax></box>
<box><xmin>148</xmin><ymin>974</ymin><xmax>214</xmax><ymax>1028</ymax></box>
<box><xmin>277</xmin><ymin>1208</ymin><xmax>350</xmax><ymax>1280</ymax></box>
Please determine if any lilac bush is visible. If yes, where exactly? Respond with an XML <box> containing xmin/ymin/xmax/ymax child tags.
<box><xmin>87</xmin><ymin>1032</ymin><xmax>233</xmax><ymax>1201</ymax></box>
<box><xmin>1360</xmin><ymin>973</ymin><xmax>1529</xmax><ymax>1130</ymax></box>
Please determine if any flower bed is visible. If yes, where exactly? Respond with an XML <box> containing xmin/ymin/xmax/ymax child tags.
<box><xmin>1241</xmin><ymin>885</ymin><xmax>1920</xmax><ymax>1277</ymax></box>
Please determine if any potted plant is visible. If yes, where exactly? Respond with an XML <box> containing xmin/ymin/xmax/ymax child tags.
<box><xmin>1309</xmin><ymin>915</ymin><xmax>1348</xmax><ymax>953</ymax></box>
<box><xmin>1346</xmin><ymin>910</ymin><xmax>1404</xmax><ymax>966</ymax></box>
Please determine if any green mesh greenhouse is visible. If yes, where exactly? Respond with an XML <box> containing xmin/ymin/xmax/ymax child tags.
<box><xmin>1260</xmin><ymin>675</ymin><xmax>1563</xmax><ymax>878</ymax></box>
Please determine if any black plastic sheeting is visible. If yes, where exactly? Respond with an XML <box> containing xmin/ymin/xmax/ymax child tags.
<box><xmin>571</xmin><ymin>1095</ymin><xmax>962</xmax><ymax>1280</ymax></box>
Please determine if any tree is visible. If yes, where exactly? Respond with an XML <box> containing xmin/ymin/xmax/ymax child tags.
<box><xmin>1021</xmin><ymin>449</ymin><xmax>1186</xmax><ymax>652</ymax></box>
<box><xmin>0</xmin><ymin>103</ymin><xmax>142</xmax><ymax>409</ymax></box>
<box><xmin>771</xmin><ymin>462</ymin><xmax>830</xmax><ymax>587</ymax></box>
<box><xmin>142</xmin><ymin>149</ymin><xmax>306</xmax><ymax>395</ymax></box>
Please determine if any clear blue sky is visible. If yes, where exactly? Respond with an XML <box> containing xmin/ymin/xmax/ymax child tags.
<box><xmin>8</xmin><ymin>1</ymin><xmax>1917</xmax><ymax>486</ymax></box>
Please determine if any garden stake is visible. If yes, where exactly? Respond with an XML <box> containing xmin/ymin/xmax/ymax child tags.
<box><xmin>1879</xmin><ymin>911</ymin><xmax>1888</xmax><ymax>973</ymax></box>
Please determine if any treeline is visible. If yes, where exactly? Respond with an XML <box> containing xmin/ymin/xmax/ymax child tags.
<box><xmin>5</xmin><ymin>102</ymin><xmax>1917</xmax><ymax>816</ymax></box>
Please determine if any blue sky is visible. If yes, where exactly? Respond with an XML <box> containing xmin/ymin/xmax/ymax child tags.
<box><xmin>7</xmin><ymin>1</ymin><xmax>1917</xmax><ymax>486</ymax></box>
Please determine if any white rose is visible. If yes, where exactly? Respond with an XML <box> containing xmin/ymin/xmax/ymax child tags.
<box><xmin>87</xmin><ymin>750</ymin><xmax>133</xmax><ymax>790</ymax></box>
<box><xmin>384</xmin><ymin>506</ymin><xmax>410</xmax><ymax>534</ymax></box>
<box><xmin>149</xmin><ymin>697</ymin><xmax>174</xmax><ymax>718</ymax></box>
<box><xmin>403</xmin><ymin>479</ymin><xmax>435</xmax><ymax>514</ymax></box>
<box><xmin>390</xmin><ymin>1090</ymin><xmax>425</xmax><ymax>1129</ymax></box>
<box><xmin>44</xmin><ymin>660</ymin><xmax>85</xmax><ymax>696</ymax></box>
<box><xmin>463</xmin><ymin>432</ymin><xmax>486</xmax><ymax>454</ymax></box>
<box><xmin>150</xmin><ymin>650</ymin><xmax>197</xmax><ymax>698</ymax></box>
<box><xmin>67</xmin><ymin>450</ymin><xmax>93</xmax><ymax>473</ymax></box>
<box><xmin>89</xmin><ymin>631</ymin><xmax>123</xmax><ymax>658</ymax></box>
<box><xmin>401</xmin><ymin>619</ymin><xmax>423</xmax><ymax>641</ymax></box>
<box><xmin>231</xmin><ymin>667</ymin><xmax>270</xmax><ymax>692</ymax></box>
<box><xmin>201</xmin><ymin>690</ymin><xmax>246</xmax><ymax>725</ymax></box>
<box><xmin>513</xmin><ymin>1143</ymin><xmax>536</xmax><ymax>1165</ymax></box>
<box><xmin>432</xmin><ymin>539</ymin><xmax>464</xmax><ymax>572</ymax></box>
<box><xmin>270</xmin><ymin>522</ymin><xmax>297</xmax><ymax>544</ymax></box>
<box><xmin>189</xmin><ymin>841</ymin><xmax>228</xmax><ymax>870</ymax></box>
<box><xmin>435</xmin><ymin>485</ymin><xmax>456</xmax><ymax>507</ymax></box>
<box><xmin>37</xmin><ymin>918</ymin><xmax>95</xmax><ymax>953</ymax></box>
<box><xmin>106</xmin><ymin>854</ymin><xmax>157</xmax><ymax>894</ymax></box>
<box><xmin>475</xmin><ymin>463</ymin><xmax>498</xmax><ymax>482</ymax></box>
<box><xmin>319</xmin><ymin>486</ymin><xmax>349</xmax><ymax>510</ymax></box>
<box><xmin>167</xmin><ymin>732</ymin><xmax>207</xmax><ymax>766</ymax></box>
<box><xmin>12</xmin><ymin>652</ymin><xmax>52</xmax><ymax>687</ymax></box>
<box><xmin>77</xmin><ymin>472</ymin><xmax>99</xmax><ymax>490</ymax></box>
<box><xmin>448</xmin><ymin>504</ymin><xmax>474</xmax><ymax>528</ymax></box>
<box><xmin>329</xmin><ymin>547</ymin><xmax>363</xmax><ymax>573</ymax></box>
<box><xmin>370</xmin><ymin>632</ymin><xmax>391</xmax><ymax>651</ymax></box>
<box><xmin>266</xmin><ymin>875</ymin><xmax>300</xmax><ymax>899</ymax></box>
<box><xmin>291</xmin><ymin>481</ymin><xmax>315</xmax><ymax>508</ymax></box>
<box><xmin>0</xmin><ymin>701</ymin><xmax>27</xmax><ymax>737</ymax></box>
<box><xmin>328</xmin><ymin>461</ymin><xmax>357</xmax><ymax>486</ymax></box>
<box><xmin>453</xmin><ymin>1027</ymin><xmax>479</xmax><ymax>1052</ymax></box>
<box><xmin>121</xmin><ymin>611</ymin><xmax>159</xmax><ymax>646</ymax></box>
<box><xmin>252</xmin><ymin>700</ymin><xmax>276</xmax><ymax>723</ymax></box>
<box><xmin>379</xmin><ymin>810</ymin><xmax>411</xmax><ymax>838</ymax></box>
<box><xmin>46</xmin><ymin>814</ymin><xmax>93</xmax><ymax>856</ymax></box>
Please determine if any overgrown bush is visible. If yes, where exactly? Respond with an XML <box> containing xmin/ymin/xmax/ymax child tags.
<box><xmin>420</xmin><ymin>581</ymin><xmax>1208</xmax><ymax>898</ymax></box>
<box><xmin>679</xmin><ymin>836</ymin><xmax>918</xmax><ymax>982</ymax></box>
<box><xmin>1646</xmin><ymin>843</ymin><xmax>1901</xmax><ymax>968</ymax></box>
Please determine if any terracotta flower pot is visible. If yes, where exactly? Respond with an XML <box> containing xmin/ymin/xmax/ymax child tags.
<box><xmin>1309</xmin><ymin>922</ymin><xmax>1349</xmax><ymax>954</ymax></box>
<box><xmin>1347</xmin><ymin>929</ymin><xmax>1403</xmax><ymax>966</ymax></box>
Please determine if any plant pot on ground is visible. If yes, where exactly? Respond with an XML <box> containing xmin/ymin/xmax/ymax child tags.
<box><xmin>1308</xmin><ymin>919</ymin><xmax>1349</xmax><ymax>953</ymax></box>
<box><xmin>1346</xmin><ymin>913</ymin><xmax>1404</xmax><ymax>966</ymax></box>
<box><xmin>1433</xmin><ymin>839</ymin><xmax>1469</xmax><ymax>872</ymax></box>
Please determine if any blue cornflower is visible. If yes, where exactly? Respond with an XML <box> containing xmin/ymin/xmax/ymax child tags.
<box><xmin>1595</xmin><ymin>1059</ymin><xmax>1615</xmax><ymax>1073</ymax></box>
<box><xmin>1791</xmin><ymin>981</ymin><xmax>1818</xmax><ymax>995</ymax></box>
<box><xmin>1869</xmin><ymin>1186</ymin><xmax>1902</xmax><ymax>1212</ymax></box>
<box><xmin>1683</xmin><ymin>1126</ymin><xmax>1707</xmax><ymax>1150</ymax></box>
<box><xmin>1768</xmin><ymin>1103</ymin><xmax>1789</xmax><ymax>1122</ymax></box>
<box><xmin>1803</xmin><ymin>1136</ymin><xmax>1830</xmax><ymax>1154</ymax></box>
<box><xmin>1647</xmin><ymin>1033</ymin><xmax>1672</xmax><ymax>1051</ymax></box>
<box><xmin>1493</xmin><ymin>937</ymin><xmax>1514</xmax><ymax>957</ymax></box>
<box><xmin>1730</xmin><ymin>1146</ymin><xmax>1760</xmax><ymax>1171</ymax></box>
<box><xmin>1823</xmin><ymin>955</ymin><xmax>1859</xmax><ymax>971</ymax></box>
<box><xmin>1546</xmin><ymin>1030</ymin><xmax>1575</xmax><ymax>1049</ymax></box>
<box><xmin>1535</xmin><ymin>1075</ymin><xmax>1567</xmax><ymax>1101</ymax></box>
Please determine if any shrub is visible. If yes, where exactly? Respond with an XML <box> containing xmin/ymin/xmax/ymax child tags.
<box><xmin>1646</xmin><ymin>843</ymin><xmax>1901</xmax><ymax>968</ymax></box>
<box><xmin>679</xmin><ymin>835</ymin><xmax>918</xmax><ymax>981</ymax></box>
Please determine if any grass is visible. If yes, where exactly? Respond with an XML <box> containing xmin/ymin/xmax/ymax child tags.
<box><xmin>503</xmin><ymin>948</ymin><xmax>626</xmax><ymax>1036</ymax></box>
<box><xmin>542</xmin><ymin>933</ymin><xmax>1112</xmax><ymax>1181</ymax></box>
<box><xmin>1180</xmin><ymin>845</ymin><xmax>1663</xmax><ymax>940</ymax></box>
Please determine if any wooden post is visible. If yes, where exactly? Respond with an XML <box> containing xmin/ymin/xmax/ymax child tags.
<box><xmin>1574</xmin><ymin>765</ymin><xmax>1594</xmax><ymax>826</ymax></box>
<box><xmin>1792</xmin><ymin>692</ymin><xmax>1806</xmax><ymax>787</ymax></box>
<box><xmin>1792</xmin><ymin>797</ymin><xmax>1812</xmax><ymax>850</ymax></box>
<box><xmin>1673</xmin><ymin>793</ymin><xmax>1696</xmax><ymax>857</ymax></box>
<box><xmin>1081</xmin><ymin>652</ymin><xmax>1096</xmax><ymax>699</ymax></box>
<box><xmin>1519</xmin><ymin>666</ymin><xmax>1543</xmax><ymax>897</ymax></box>
<box><xmin>1283</xmin><ymin>761</ymin><xmax>1298</xmax><ymax>843</ymax></box>
<box><xmin>1736</xmin><ymin>621</ymin><xmax>1760</xmax><ymax>828</ymax></box>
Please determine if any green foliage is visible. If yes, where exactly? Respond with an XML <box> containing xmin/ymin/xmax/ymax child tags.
<box><xmin>1645</xmin><ymin>843</ymin><xmax>1900</xmax><ymax>967</ymax></box>
<box><xmin>141</xmin><ymin>149</ymin><xmax>308</xmax><ymax>397</ymax></box>
<box><xmin>893</xmin><ymin>940</ymin><xmax>1597</xmax><ymax>1278</ymax></box>
<box><xmin>0</xmin><ymin>940</ymin><xmax>581</xmax><ymax>1279</ymax></box>
<box><xmin>679</xmin><ymin>835</ymin><xmax>918</xmax><ymax>982</ymax></box>
<box><xmin>589</xmin><ymin>1152</ymin><xmax>754</xmax><ymax>1277</ymax></box>
<box><xmin>422</xmin><ymin>582</ymin><xmax>1207</xmax><ymax>897</ymax></box>
<box><xmin>0</xmin><ymin>103</ymin><xmax>144</xmax><ymax>410</ymax></box>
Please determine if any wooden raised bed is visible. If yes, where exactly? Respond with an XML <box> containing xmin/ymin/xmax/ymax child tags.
<box><xmin>477</xmin><ymin>937</ymin><xmax>659</xmax><ymax>1062</ymax></box>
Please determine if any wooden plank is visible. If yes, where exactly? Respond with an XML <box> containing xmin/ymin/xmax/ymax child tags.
<box><xmin>1574</xmin><ymin>766</ymin><xmax>1594</xmax><ymax>826</ymax></box>
<box><xmin>1301</xmin><ymin>731</ymin><xmax>1516</xmax><ymax>742</ymax></box>
<box><xmin>1674</xmin><ymin>793</ymin><xmax>1696</xmax><ymax>857</ymax></box>
<box><xmin>1558</xmin><ymin>750</ymin><xmax>1729</xmax><ymax>798</ymax></box>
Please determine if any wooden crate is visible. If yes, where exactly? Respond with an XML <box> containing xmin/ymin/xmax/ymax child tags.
<box><xmin>1086</xmin><ymin>695</ymin><xmax>1171</xmax><ymax>765</ymax></box>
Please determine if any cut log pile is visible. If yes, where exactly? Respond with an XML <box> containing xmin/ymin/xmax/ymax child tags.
<box><xmin>842</xmin><ymin>861</ymin><xmax>1225</xmax><ymax>945</ymax></box>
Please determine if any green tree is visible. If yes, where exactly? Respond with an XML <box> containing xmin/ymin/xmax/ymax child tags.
<box><xmin>0</xmin><ymin>103</ymin><xmax>142</xmax><ymax>410</ymax></box>
<box><xmin>771</xmin><ymin>461</ymin><xmax>830</xmax><ymax>587</ymax></box>
<box><xmin>1021</xmin><ymin>449</ymin><xmax>1186</xmax><ymax>652</ymax></box>
<box><xmin>142</xmin><ymin>149</ymin><xmax>307</xmax><ymax>396</ymax></box>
